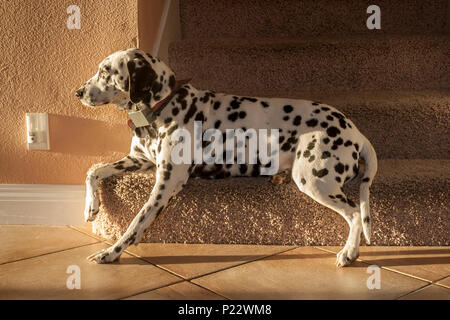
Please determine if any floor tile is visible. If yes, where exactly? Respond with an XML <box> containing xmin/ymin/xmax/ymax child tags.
<box><xmin>70</xmin><ymin>223</ymin><xmax>107</xmax><ymax>241</ymax></box>
<box><xmin>399</xmin><ymin>285</ymin><xmax>450</xmax><ymax>300</ymax></box>
<box><xmin>436</xmin><ymin>276</ymin><xmax>450</xmax><ymax>288</ymax></box>
<box><xmin>317</xmin><ymin>246</ymin><xmax>450</xmax><ymax>282</ymax></box>
<box><xmin>0</xmin><ymin>225</ymin><xmax>99</xmax><ymax>264</ymax></box>
<box><xmin>125</xmin><ymin>281</ymin><xmax>225</xmax><ymax>300</ymax></box>
<box><xmin>0</xmin><ymin>243</ymin><xmax>181</xmax><ymax>300</ymax></box>
<box><xmin>192</xmin><ymin>247</ymin><xmax>427</xmax><ymax>300</ymax></box>
<box><xmin>125</xmin><ymin>243</ymin><xmax>296</xmax><ymax>279</ymax></box>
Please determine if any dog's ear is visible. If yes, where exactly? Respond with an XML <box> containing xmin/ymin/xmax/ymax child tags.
<box><xmin>127</xmin><ymin>55</ymin><xmax>157</xmax><ymax>104</ymax></box>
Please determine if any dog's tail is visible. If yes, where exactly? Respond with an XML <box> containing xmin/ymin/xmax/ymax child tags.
<box><xmin>359</xmin><ymin>136</ymin><xmax>378</xmax><ymax>244</ymax></box>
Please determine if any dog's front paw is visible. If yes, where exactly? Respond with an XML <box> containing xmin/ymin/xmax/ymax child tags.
<box><xmin>336</xmin><ymin>246</ymin><xmax>359</xmax><ymax>267</ymax></box>
<box><xmin>84</xmin><ymin>193</ymin><xmax>100</xmax><ymax>222</ymax></box>
<box><xmin>87</xmin><ymin>247</ymin><xmax>121</xmax><ymax>264</ymax></box>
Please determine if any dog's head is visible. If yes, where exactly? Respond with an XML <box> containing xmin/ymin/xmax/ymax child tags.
<box><xmin>76</xmin><ymin>49</ymin><xmax>176</xmax><ymax>110</ymax></box>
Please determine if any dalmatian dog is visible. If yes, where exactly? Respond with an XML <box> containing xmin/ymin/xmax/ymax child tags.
<box><xmin>76</xmin><ymin>48</ymin><xmax>377</xmax><ymax>267</ymax></box>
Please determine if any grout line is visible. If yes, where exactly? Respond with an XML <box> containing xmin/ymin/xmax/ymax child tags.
<box><xmin>187</xmin><ymin>245</ymin><xmax>301</xmax><ymax>282</ymax></box>
<box><xmin>313</xmin><ymin>246</ymin><xmax>437</xmax><ymax>284</ymax></box>
<box><xmin>431</xmin><ymin>275</ymin><xmax>450</xmax><ymax>289</ymax></box>
<box><xmin>123</xmin><ymin>244</ymin><xmax>300</xmax><ymax>282</ymax></box>
<box><xmin>68</xmin><ymin>225</ymin><xmax>109</xmax><ymax>242</ymax></box>
<box><xmin>0</xmin><ymin>242</ymin><xmax>101</xmax><ymax>266</ymax></box>
<box><xmin>120</xmin><ymin>246</ymin><xmax>301</xmax><ymax>301</ymax></box>
<box><xmin>394</xmin><ymin>283</ymin><xmax>433</xmax><ymax>300</ymax></box>
<box><xmin>187</xmin><ymin>281</ymin><xmax>231</xmax><ymax>300</ymax></box>
<box><xmin>117</xmin><ymin>279</ymin><xmax>185</xmax><ymax>300</ymax></box>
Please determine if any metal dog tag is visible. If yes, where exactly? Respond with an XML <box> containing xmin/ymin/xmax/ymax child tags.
<box><xmin>128</xmin><ymin>109</ymin><xmax>152</xmax><ymax>128</ymax></box>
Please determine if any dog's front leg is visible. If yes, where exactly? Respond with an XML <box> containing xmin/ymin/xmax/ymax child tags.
<box><xmin>87</xmin><ymin>162</ymin><xmax>190</xmax><ymax>263</ymax></box>
<box><xmin>84</xmin><ymin>155</ymin><xmax>154</xmax><ymax>222</ymax></box>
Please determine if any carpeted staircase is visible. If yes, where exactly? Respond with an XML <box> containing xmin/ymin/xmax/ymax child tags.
<box><xmin>93</xmin><ymin>0</ymin><xmax>450</xmax><ymax>245</ymax></box>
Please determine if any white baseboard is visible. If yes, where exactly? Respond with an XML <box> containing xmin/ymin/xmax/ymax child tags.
<box><xmin>0</xmin><ymin>184</ymin><xmax>85</xmax><ymax>225</ymax></box>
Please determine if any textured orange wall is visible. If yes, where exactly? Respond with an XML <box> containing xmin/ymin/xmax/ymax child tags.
<box><xmin>0</xmin><ymin>0</ymin><xmax>162</xmax><ymax>184</ymax></box>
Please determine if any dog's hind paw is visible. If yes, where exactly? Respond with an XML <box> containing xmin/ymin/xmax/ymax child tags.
<box><xmin>336</xmin><ymin>247</ymin><xmax>359</xmax><ymax>267</ymax></box>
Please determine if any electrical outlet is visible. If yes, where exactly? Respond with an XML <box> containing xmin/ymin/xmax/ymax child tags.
<box><xmin>26</xmin><ymin>113</ymin><xmax>50</xmax><ymax>150</ymax></box>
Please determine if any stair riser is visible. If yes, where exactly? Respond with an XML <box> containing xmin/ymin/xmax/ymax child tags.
<box><xmin>93</xmin><ymin>161</ymin><xmax>450</xmax><ymax>246</ymax></box>
<box><xmin>180</xmin><ymin>0</ymin><xmax>449</xmax><ymax>38</ymax></box>
<box><xmin>338</xmin><ymin>102</ymin><xmax>450</xmax><ymax>159</ymax></box>
<box><xmin>169</xmin><ymin>37</ymin><xmax>449</xmax><ymax>93</ymax></box>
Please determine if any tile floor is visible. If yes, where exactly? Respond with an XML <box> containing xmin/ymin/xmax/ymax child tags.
<box><xmin>0</xmin><ymin>224</ymin><xmax>449</xmax><ymax>300</ymax></box>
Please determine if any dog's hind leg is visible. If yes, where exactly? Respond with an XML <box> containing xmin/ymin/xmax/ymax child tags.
<box><xmin>292</xmin><ymin>161</ymin><xmax>362</xmax><ymax>267</ymax></box>
<box><xmin>84</xmin><ymin>155</ymin><xmax>154</xmax><ymax>222</ymax></box>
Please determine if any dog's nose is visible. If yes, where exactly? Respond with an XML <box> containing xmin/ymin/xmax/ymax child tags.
<box><xmin>75</xmin><ymin>88</ymin><xmax>85</xmax><ymax>98</ymax></box>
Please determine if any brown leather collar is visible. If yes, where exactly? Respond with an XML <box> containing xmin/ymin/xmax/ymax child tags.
<box><xmin>151</xmin><ymin>78</ymin><xmax>191</xmax><ymax>114</ymax></box>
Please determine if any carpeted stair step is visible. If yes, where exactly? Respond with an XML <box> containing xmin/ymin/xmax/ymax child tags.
<box><xmin>92</xmin><ymin>159</ymin><xmax>450</xmax><ymax>246</ymax></box>
<box><xmin>169</xmin><ymin>35</ymin><xmax>449</xmax><ymax>93</ymax></box>
<box><xmin>249</xmin><ymin>89</ymin><xmax>448</xmax><ymax>160</ymax></box>
<box><xmin>180</xmin><ymin>0</ymin><xmax>449</xmax><ymax>38</ymax></box>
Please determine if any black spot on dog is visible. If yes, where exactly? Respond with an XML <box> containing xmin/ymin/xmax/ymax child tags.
<box><xmin>335</xmin><ymin>177</ymin><xmax>341</xmax><ymax>182</ymax></box>
<box><xmin>301</xmin><ymin>178</ymin><xmax>306</xmax><ymax>184</ymax></box>
<box><xmin>308</xmin><ymin>155</ymin><xmax>315</xmax><ymax>162</ymax></box>
<box><xmin>321</xmin><ymin>106</ymin><xmax>330</xmax><ymax>111</ymax></box>
<box><xmin>339</xmin><ymin>118</ymin><xmax>347</xmax><ymax>129</ymax></box>
<box><xmin>167</xmin><ymin>124</ymin><xmax>178</xmax><ymax>135</ymax></box>
<box><xmin>261</xmin><ymin>101</ymin><xmax>269</xmax><ymax>108</ymax></box>
<box><xmin>303</xmin><ymin>150</ymin><xmax>311</xmax><ymax>158</ymax></box>
<box><xmin>283</xmin><ymin>105</ymin><xmax>293</xmax><ymax>113</ymax></box>
<box><xmin>213</xmin><ymin>101</ymin><xmax>221</xmax><ymax>110</ymax></box>
<box><xmin>293</xmin><ymin>116</ymin><xmax>302</xmax><ymax>126</ymax></box>
<box><xmin>306</xmin><ymin>119</ymin><xmax>318</xmax><ymax>127</ymax></box>
<box><xmin>354</xmin><ymin>143</ymin><xmax>360</xmax><ymax>151</ymax></box>
<box><xmin>320</xmin><ymin>122</ymin><xmax>328</xmax><ymax>128</ymax></box>
<box><xmin>348</xmin><ymin>198</ymin><xmax>356</xmax><ymax>208</ymax></box>
<box><xmin>230</xmin><ymin>99</ymin><xmax>241</xmax><ymax>109</ymax></box>
<box><xmin>321</xmin><ymin>151</ymin><xmax>331</xmax><ymax>159</ymax></box>
<box><xmin>312</xmin><ymin>168</ymin><xmax>329</xmax><ymax>178</ymax></box>
<box><xmin>344</xmin><ymin>140</ymin><xmax>353</xmax><ymax>147</ymax></box>
<box><xmin>214</xmin><ymin>120</ymin><xmax>221</xmax><ymax>129</ymax></box>
<box><xmin>352</xmin><ymin>152</ymin><xmax>358</xmax><ymax>160</ymax></box>
<box><xmin>362</xmin><ymin>177</ymin><xmax>370</xmax><ymax>183</ymax></box>
<box><xmin>239</xmin><ymin>111</ymin><xmax>246</xmax><ymax>119</ymax></box>
<box><xmin>323</xmin><ymin>138</ymin><xmax>330</xmax><ymax>144</ymax></box>
<box><xmin>335</xmin><ymin>163</ymin><xmax>345</xmax><ymax>174</ymax></box>
<box><xmin>228</xmin><ymin>112</ymin><xmax>239</xmax><ymax>122</ymax></box>
<box><xmin>331</xmin><ymin>111</ymin><xmax>344</xmax><ymax>119</ymax></box>
<box><xmin>326</xmin><ymin>115</ymin><xmax>333</xmax><ymax>121</ymax></box>
<box><xmin>281</xmin><ymin>143</ymin><xmax>292</xmax><ymax>151</ymax></box>
<box><xmin>195</xmin><ymin>111</ymin><xmax>205</xmax><ymax>122</ymax></box>
<box><xmin>172</xmin><ymin>107</ymin><xmax>179</xmax><ymax>116</ymax></box>
<box><xmin>283</xmin><ymin>116</ymin><xmax>289</xmax><ymax>121</ymax></box>
<box><xmin>184</xmin><ymin>98</ymin><xmax>198</xmax><ymax>124</ymax></box>
<box><xmin>239</xmin><ymin>164</ymin><xmax>248</xmax><ymax>174</ymax></box>
<box><xmin>326</xmin><ymin>126</ymin><xmax>340</xmax><ymax>137</ymax></box>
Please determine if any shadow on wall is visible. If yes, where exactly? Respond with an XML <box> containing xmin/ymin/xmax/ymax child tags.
<box><xmin>48</xmin><ymin>114</ymin><xmax>131</xmax><ymax>156</ymax></box>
